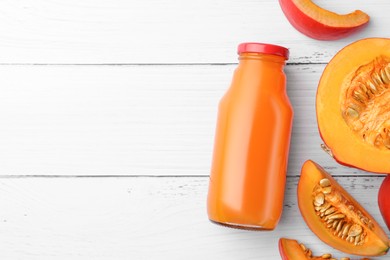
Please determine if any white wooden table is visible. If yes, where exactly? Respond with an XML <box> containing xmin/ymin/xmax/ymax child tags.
<box><xmin>0</xmin><ymin>1</ymin><xmax>389</xmax><ymax>259</ymax></box>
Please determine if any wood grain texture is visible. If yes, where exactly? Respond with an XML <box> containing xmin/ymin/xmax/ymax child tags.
<box><xmin>1</xmin><ymin>1</ymin><xmax>389</xmax><ymax>259</ymax></box>
<box><xmin>0</xmin><ymin>0</ymin><xmax>387</xmax><ymax>64</ymax></box>
<box><xmin>0</xmin><ymin>176</ymin><xmax>387</xmax><ymax>259</ymax></box>
<box><xmin>0</xmin><ymin>64</ymin><xmax>371</xmax><ymax>176</ymax></box>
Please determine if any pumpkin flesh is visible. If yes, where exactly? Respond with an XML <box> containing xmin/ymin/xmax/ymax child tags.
<box><xmin>298</xmin><ymin>160</ymin><xmax>389</xmax><ymax>256</ymax></box>
<box><xmin>317</xmin><ymin>38</ymin><xmax>390</xmax><ymax>173</ymax></box>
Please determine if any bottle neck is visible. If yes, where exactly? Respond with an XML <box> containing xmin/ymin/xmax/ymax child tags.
<box><xmin>235</xmin><ymin>52</ymin><xmax>287</xmax><ymax>93</ymax></box>
<box><xmin>238</xmin><ymin>52</ymin><xmax>286</xmax><ymax>66</ymax></box>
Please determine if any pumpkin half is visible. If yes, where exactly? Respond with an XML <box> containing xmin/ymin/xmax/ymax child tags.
<box><xmin>316</xmin><ymin>38</ymin><xmax>390</xmax><ymax>173</ymax></box>
<box><xmin>298</xmin><ymin>160</ymin><xmax>389</xmax><ymax>256</ymax></box>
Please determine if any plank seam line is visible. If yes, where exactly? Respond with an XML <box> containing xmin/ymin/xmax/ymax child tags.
<box><xmin>0</xmin><ymin>174</ymin><xmax>384</xmax><ymax>179</ymax></box>
<box><xmin>0</xmin><ymin>62</ymin><xmax>327</xmax><ymax>66</ymax></box>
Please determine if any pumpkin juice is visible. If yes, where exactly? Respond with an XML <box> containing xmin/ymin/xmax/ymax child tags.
<box><xmin>207</xmin><ymin>43</ymin><xmax>293</xmax><ymax>230</ymax></box>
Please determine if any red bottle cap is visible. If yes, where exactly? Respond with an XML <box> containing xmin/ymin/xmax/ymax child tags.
<box><xmin>237</xmin><ymin>42</ymin><xmax>289</xmax><ymax>60</ymax></box>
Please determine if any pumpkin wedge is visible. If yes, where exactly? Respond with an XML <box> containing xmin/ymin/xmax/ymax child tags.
<box><xmin>279</xmin><ymin>238</ymin><xmax>371</xmax><ymax>260</ymax></box>
<box><xmin>298</xmin><ymin>160</ymin><xmax>389</xmax><ymax>256</ymax></box>
<box><xmin>279</xmin><ymin>238</ymin><xmax>310</xmax><ymax>260</ymax></box>
<box><xmin>316</xmin><ymin>38</ymin><xmax>390</xmax><ymax>173</ymax></box>
<box><xmin>279</xmin><ymin>0</ymin><xmax>369</xmax><ymax>40</ymax></box>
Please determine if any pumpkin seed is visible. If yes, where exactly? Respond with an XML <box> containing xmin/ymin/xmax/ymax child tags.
<box><xmin>359</xmin><ymin>82</ymin><xmax>368</xmax><ymax>93</ymax></box>
<box><xmin>385</xmin><ymin>65</ymin><xmax>390</xmax><ymax>79</ymax></box>
<box><xmin>336</xmin><ymin>220</ymin><xmax>344</xmax><ymax>233</ymax></box>
<box><xmin>346</xmin><ymin>107</ymin><xmax>359</xmax><ymax>118</ymax></box>
<box><xmin>373</xmin><ymin>72</ymin><xmax>384</xmax><ymax>85</ymax></box>
<box><xmin>328</xmin><ymin>213</ymin><xmax>345</xmax><ymax>220</ymax></box>
<box><xmin>320</xmin><ymin>202</ymin><xmax>332</xmax><ymax>213</ymax></box>
<box><xmin>342</xmin><ymin>223</ymin><xmax>351</xmax><ymax>238</ymax></box>
<box><xmin>332</xmin><ymin>219</ymin><xmax>339</xmax><ymax>229</ymax></box>
<box><xmin>322</xmin><ymin>186</ymin><xmax>332</xmax><ymax>194</ymax></box>
<box><xmin>319</xmin><ymin>178</ymin><xmax>331</xmax><ymax>187</ymax></box>
<box><xmin>348</xmin><ymin>224</ymin><xmax>363</xmax><ymax>237</ymax></box>
<box><xmin>324</xmin><ymin>207</ymin><xmax>336</xmax><ymax>216</ymax></box>
<box><xmin>360</xmin><ymin>216</ymin><xmax>369</xmax><ymax>225</ymax></box>
<box><xmin>354</xmin><ymin>234</ymin><xmax>361</xmax><ymax>245</ymax></box>
<box><xmin>381</xmin><ymin>68</ymin><xmax>390</xmax><ymax>84</ymax></box>
<box><xmin>314</xmin><ymin>193</ymin><xmax>325</xmax><ymax>206</ymax></box>
<box><xmin>368</xmin><ymin>81</ymin><xmax>377</xmax><ymax>93</ymax></box>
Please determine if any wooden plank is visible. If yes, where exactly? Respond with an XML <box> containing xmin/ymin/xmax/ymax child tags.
<box><xmin>0</xmin><ymin>176</ymin><xmax>387</xmax><ymax>259</ymax></box>
<box><xmin>0</xmin><ymin>0</ymin><xmax>386</xmax><ymax>64</ymax></box>
<box><xmin>0</xmin><ymin>64</ymin><xmax>375</xmax><ymax>176</ymax></box>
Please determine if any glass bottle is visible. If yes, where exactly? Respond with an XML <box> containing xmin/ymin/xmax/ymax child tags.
<box><xmin>207</xmin><ymin>42</ymin><xmax>293</xmax><ymax>230</ymax></box>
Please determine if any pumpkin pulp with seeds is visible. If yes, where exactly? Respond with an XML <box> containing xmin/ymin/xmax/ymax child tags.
<box><xmin>343</xmin><ymin>56</ymin><xmax>390</xmax><ymax>149</ymax></box>
<box><xmin>316</xmin><ymin>38</ymin><xmax>390</xmax><ymax>173</ymax></box>
<box><xmin>298</xmin><ymin>160</ymin><xmax>389</xmax><ymax>256</ymax></box>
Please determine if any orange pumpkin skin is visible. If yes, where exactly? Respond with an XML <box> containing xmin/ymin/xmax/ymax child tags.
<box><xmin>298</xmin><ymin>160</ymin><xmax>389</xmax><ymax>256</ymax></box>
<box><xmin>278</xmin><ymin>0</ymin><xmax>369</xmax><ymax>40</ymax></box>
<box><xmin>316</xmin><ymin>38</ymin><xmax>390</xmax><ymax>174</ymax></box>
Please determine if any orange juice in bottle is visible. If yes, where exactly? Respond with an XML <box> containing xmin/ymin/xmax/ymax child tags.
<box><xmin>207</xmin><ymin>42</ymin><xmax>293</xmax><ymax>230</ymax></box>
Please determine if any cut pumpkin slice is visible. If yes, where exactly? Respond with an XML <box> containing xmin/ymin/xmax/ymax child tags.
<box><xmin>298</xmin><ymin>160</ymin><xmax>389</xmax><ymax>256</ymax></box>
<box><xmin>279</xmin><ymin>237</ymin><xmax>371</xmax><ymax>260</ymax></box>
<box><xmin>279</xmin><ymin>0</ymin><xmax>369</xmax><ymax>40</ymax></box>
